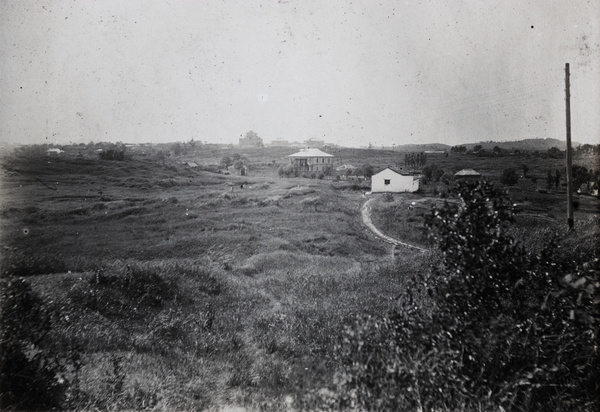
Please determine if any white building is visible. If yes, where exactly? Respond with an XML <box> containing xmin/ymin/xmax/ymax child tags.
<box><xmin>288</xmin><ymin>148</ymin><xmax>334</xmax><ymax>173</ymax></box>
<box><xmin>454</xmin><ymin>169</ymin><xmax>481</xmax><ymax>179</ymax></box>
<box><xmin>371</xmin><ymin>167</ymin><xmax>420</xmax><ymax>193</ymax></box>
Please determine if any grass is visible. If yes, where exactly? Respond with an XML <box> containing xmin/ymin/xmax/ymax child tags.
<box><xmin>1</xmin><ymin>145</ymin><xmax>598</xmax><ymax>410</ymax></box>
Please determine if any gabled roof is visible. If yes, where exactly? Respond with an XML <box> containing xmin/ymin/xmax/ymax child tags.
<box><xmin>454</xmin><ymin>168</ymin><xmax>481</xmax><ymax>177</ymax></box>
<box><xmin>336</xmin><ymin>164</ymin><xmax>357</xmax><ymax>171</ymax></box>
<box><xmin>288</xmin><ymin>148</ymin><xmax>334</xmax><ymax>158</ymax></box>
<box><xmin>373</xmin><ymin>166</ymin><xmax>412</xmax><ymax>176</ymax></box>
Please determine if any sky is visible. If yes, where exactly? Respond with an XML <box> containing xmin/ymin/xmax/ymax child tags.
<box><xmin>1</xmin><ymin>0</ymin><xmax>599</xmax><ymax>148</ymax></box>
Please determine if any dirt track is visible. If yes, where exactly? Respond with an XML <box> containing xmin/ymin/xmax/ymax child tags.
<box><xmin>361</xmin><ymin>196</ymin><xmax>429</xmax><ymax>252</ymax></box>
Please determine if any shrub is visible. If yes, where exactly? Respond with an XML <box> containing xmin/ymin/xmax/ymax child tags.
<box><xmin>313</xmin><ymin>180</ymin><xmax>597</xmax><ymax>411</ymax></box>
<box><xmin>67</xmin><ymin>264</ymin><xmax>180</xmax><ymax>318</ymax></box>
<box><xmin>382</xmin><ymin>193</ymin><xmax>394</xmax><ymax>202</ymax></box>
<box><xmin>500</xmin><ymin>167</ymin><xmax>519</xmax><ymax>185</ymax></box>
<box><xmin>0</xmin><ymin>277</ymin><xmax>70</xmax><ymax>410</ymax></box>
<box><xmin>1</xmin><ymin>253</ymin><xmax>69</xmax><ymax>277</ymax></box>
<box><xmin>432</xmin><ymin>167</ymin><xmax>444</xmax><ymax>182</ymax></box>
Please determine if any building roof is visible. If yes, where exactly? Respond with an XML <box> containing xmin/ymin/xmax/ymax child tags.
<box><xmin>288</xmin><ymin>148</ymin><xmax>334</xmax><ymax>158</ymax></box>
<box><xmin>336</xmin><ymin>164</ymin><xmax>357</xmax><ymax>171</ymax></box>
<box><xmin>373</xmin><ymin>166</ymin><xmax>413</xmax><ymax>176</ymax></box>
<box><xmin>454</xmin><ymin>168</ymin><xmax>481</xmax><ymax>177</ymax></box>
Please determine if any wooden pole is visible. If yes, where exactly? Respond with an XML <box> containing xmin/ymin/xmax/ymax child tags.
<box><xmin>565</xmin><ymin>63</ymin><xmax>574</xmax><ymax>230</ymax></box>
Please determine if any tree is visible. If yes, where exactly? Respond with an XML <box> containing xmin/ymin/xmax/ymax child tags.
<box><xmin>500</xmin><ymin>168</ymin><xmax>519</xmax><ymax>185</ymax></box>
<box><xmin>220</xmin><ymin>156</ymin><xmax>232</xmax><ymax>168</ymax></box>
<box><xmin>316</xmin><ymin>180</ymin><xmax>597</xmax><ymax>411</ymax></box>
<box><xmin>421</xmin><ymin>180</ymin><xmax>596</xmax><ymax>408</ymax></box>
<box><xmin>422</xmin><ymin>165</ymin><xmax>433</xmax><ymax>180</ymax></box>
<box><xmin>548</xmin><ymin>147</ymin><xmax>562</xmax><ymax>159</ymax></box>
<box><xmin>233</xmin><ymin>160</ymin><xmax>244</xmax><ymax>171</ymax></box>
<box><xmin>0</xmin><ymin>278</ymin><xmax>70</xmax><ymax>410</ymax></box>
<box><xmin>472</xmin><ymin>144</ymin><xmax>483</xmax><ymax>154</ymax></box>
<box><xmin>432</xmin><ymin>167</ymin><xmax>444</xmax><ymax>182</ymax></box>
<box><xmin>572</xmin><ymin>165</ymin><xmax>590</xmax><ymax>191</ymax></box>
<box><xmin>493</xmin><ymin>145</ymin><xmax>502</xmax><ymax>155</ymax></box>
<box><xmin>554</xmin><ymin>169</ymin><xmax>561</xmax><ymax>189</ymax></box>
<box><xmin>362</xmin><ymin>164</ymin><xmax>374</xmax><ymax>179</ymax></box>
<box><xmin>171</xmin><ymin>142</ymin><xmax>183</xmax><ymax>156</ymax></box>
<box><xmin>522</xmin><ymin>164</ymin><xmax>529</xmax><ymax>178</ymax></box>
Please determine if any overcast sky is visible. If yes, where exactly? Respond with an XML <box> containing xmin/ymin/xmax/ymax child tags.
<box><xmin>1</xmin><ymin>0</ymin><xmax>598</xmax><ymax>147</ymax></box>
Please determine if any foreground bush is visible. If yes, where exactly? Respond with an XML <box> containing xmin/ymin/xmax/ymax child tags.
<box><xmin>307</xmin><ymin>180</ymin><xmax>598</xmax><ymax>411</ymax></box>
<box><xmin>0</xmin><ymin>277</ymin><xmax>69</xmax><ymax>410</ymax></box>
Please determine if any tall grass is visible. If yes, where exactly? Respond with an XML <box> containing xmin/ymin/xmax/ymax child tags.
<box><xmin>1</xmin><ymin>147</ymin><xmax>597</xmax><ymax>410</ymax></box>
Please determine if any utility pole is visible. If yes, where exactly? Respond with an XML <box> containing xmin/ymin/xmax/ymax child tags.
<box><xmin>565</xmin><ymin>63</ymin><xmax>574</xmax><ymax>230</ymax></box>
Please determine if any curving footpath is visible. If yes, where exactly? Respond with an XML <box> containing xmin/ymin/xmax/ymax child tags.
<box><xmin>361</xmin><ymin>197</ymin><xmax>429</xmax><ymax>252</ymax></box>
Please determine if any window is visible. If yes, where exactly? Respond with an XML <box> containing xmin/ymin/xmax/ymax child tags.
<box><xmin>384</xmin><ymin>179</ymin><xmax>391</xmax><ymax>185</ymax></box>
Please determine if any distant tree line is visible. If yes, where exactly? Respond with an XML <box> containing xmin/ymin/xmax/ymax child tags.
<box><xmin>449</xmin><ymin>144</ymin><xmax>600</xmax><ymax>159</ymax></box>
<box><xmin>98</xmin><ymin>144</ymin><xmax>127</xmax><ymax>161</ymax></box>
<box><xmin>404</xmin><ymin>152</ymin><xmax>427</xmax><ymax>168</ymax></box>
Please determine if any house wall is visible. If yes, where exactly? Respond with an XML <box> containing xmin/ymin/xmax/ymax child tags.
<box><xmin>290</xmin><ymin>157</ymin><xmax>333</xmax><ymax>172</ymax></box>
<box><xmin>371</xmin><ymin>169</ymin><xmax>419</xmax><ymax>193</ymax></box>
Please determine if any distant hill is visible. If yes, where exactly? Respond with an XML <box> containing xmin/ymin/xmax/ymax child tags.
<box><xmin>459</xmin><ymin>138</ymin><xmax>576</xmax><ymax>152</ymax></box>
<box><xmin>385</xmin><ymin>143</ymin><xmax>452</xmax><ymax>152</ymax></box>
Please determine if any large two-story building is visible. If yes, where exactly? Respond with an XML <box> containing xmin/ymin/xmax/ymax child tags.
<box><xmin>288</xmin><ymin>148</ymin><xmax>334</xmax><ymax>173</ymax></box>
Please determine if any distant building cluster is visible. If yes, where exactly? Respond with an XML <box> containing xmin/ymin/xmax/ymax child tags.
<box><xmin>239</xmin><ymin>131</ymin><xmax>264</xmax><ymax>148</ymax></box>
<box><xmin>241</xmin><ymin>133</ymin><xmax>329</xmax><ymax>148</ymax></box>
<box><xmin>304</xmin><ymin>139</ymin><xmax>325</xmax><ymax>148</ymax></box>
<box><xmin>269</xmin><ymin>139</ymin><xmax>290</xmax><ymax>147</ymax></box>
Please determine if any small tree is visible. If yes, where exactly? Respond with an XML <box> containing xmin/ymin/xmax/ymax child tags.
<box><xmin>572</xmin><ymin>165</ymin><xmax>590</xmax><ymax>191</ymax></box>
<box><xmin>422</xmin><ymin>165</ymin><xmax>433</xmax><ymax>180</ymax></box>
<box><xmin>0</xmin><ymin>278</ymin><xmax>70</xmax><ymax>410</ymax></box>
<box><xmin>220</xmin><ymin>156</ymin><xmax>232</xmax><ymax>168</ymax></box>
<box><xmin>522</xmin><ymin>164</ymin><xmax>529</xmax><ymax>178</ymax></box>
<box><xmin>362</xmin><ymin>164</ymin><xmax>374</xmax><ymax>179</ymax></box>
<box><xmin>316</xmin><ymin>181</ymin><xmax>598</xmax><ymax>411</ymax></box>
<box><xmin>432</xmin><ymin>167</ymin><xmax>444</xmax><ymax>182</ymax></box>
<box><xmin>233</xmin><ymin>160</ymin><xmax>244</xmax><ymax>172</ymax></box>
<box><xmin>548</xmin><ymin>146</ymin><xmax>562</xmax><ymax>159</ymax></box>
<box><xmin>500</xmin><ymin>167</ymin><xmax>519</xmax><ymax>185</ymax></box>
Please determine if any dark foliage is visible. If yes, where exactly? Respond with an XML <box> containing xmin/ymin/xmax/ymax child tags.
<box><xmin>0</xmin><ymin>277</ymin><xmax>68</xmax><ymax>410</ymax></box>
<box><xmin>311</xmin><ymin>180</ymin><xmax>598</xmax><ymax>411</ymax></box>
<box><xmin>67</xmin><ymin>265</ymin><xmax>180</xmax><ymax>319</ymax></box>
<box><xmin>98</xmin><ymin>148</ymin><xmax>126</xmax><ymax>161</ymax></box>
<box><xmin>500</xmin><ymin>167</ymin><xmax>519</xmax><ymax>185</ymax></box>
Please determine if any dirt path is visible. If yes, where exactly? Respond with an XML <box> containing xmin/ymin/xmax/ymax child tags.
<box><xmin>361</xmin><ymin>197</ymin><xmax>429</xmax><ymax>252</ymax></box>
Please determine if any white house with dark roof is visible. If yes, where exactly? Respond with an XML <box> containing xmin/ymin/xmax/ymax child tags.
<box><xmin>371</xmin><ymin>167</ymin><xmax>420</xmax><ymax>193</ymax></box>
<box><xmin>288</xmin><ymin>148</ymin><xmax>334</xmax><ymax>173</ymax></box>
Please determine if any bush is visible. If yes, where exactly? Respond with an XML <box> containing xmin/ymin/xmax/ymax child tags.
<box><xmin>312</xmin><ymin>180</ymin><xmax>597</xmax><ymax>411</ymax></box>
<box><xmin>67</xmin><ymin>264</ymin><xmax>180</xmax><ymax>319</ymax></box>
<box><xmin>0</xmin><ymin>277</ymin><xmax>70</xmax><ymax>410</ymax></box>
<box><xmin>500</xmin><ymin>167</ymin><xmax>519</xmax><ymax>185</ymax></box>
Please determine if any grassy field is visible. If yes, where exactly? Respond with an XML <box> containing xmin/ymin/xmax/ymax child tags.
<box><xmin>1</xmin><ymin>144</ymin><xmax>598</xmax><ymax>410</ymax></box>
